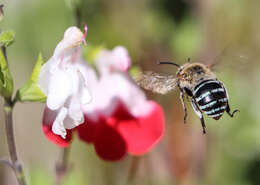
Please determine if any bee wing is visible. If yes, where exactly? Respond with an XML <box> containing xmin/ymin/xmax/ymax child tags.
<box><xmin>134</xmin><ymin>71</ymin><xmax>178</xmax><ymax>94</ymax></box>
<box><xmin>200</xmin><ymin>46</ymin><xmax>251</xmax><ymax>72</ymax></box>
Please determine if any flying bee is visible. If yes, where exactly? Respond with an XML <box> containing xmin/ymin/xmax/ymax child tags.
<box><xmin>135</xmin><ymin>60</ymin><xmax>239</xmax><ymax>134</ymax></box>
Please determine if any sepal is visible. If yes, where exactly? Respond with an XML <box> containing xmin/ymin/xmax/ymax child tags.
<box><xmin>16</xmin><ymin>53</ymin><xmax>46</xmax><ymax>102</ymax></box>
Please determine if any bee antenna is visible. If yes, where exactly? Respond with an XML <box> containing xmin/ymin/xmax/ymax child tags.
<box><xmin>157</xmin><ymin>61</ymin><xmax>180</xmax><ymax>68</ymax></box>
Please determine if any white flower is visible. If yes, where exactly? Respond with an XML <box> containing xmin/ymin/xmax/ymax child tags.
<box><xmin>39</xmin><ymin>26</ymin><xmax>92</xmax><ymax>139</ymax></box>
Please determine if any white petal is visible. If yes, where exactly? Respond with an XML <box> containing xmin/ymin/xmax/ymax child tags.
<box><xmin>76</xmin><ymin>59</ymin><xmax>98</xmax><ymax>88</ymax></box>
<box><xmin>67</xmin><ymin>95</ymin><xmax>84</xmax><ymax>128</ymax></box>
<box><xmin>63</xmin><ymin>116</ymin><xmax>75</xmax><ymax>129</ymax></box>
<box><xmin>52</xmin><ymin>107</ymin><xmax>68</xmax><ymax>139</ymax></box>
<box><xmin>99</xmin><ymin>73</ymin><xmax>152</xmax><ymax>117</ymax></box>
<box><xmin>53</xmin><ymin>27</ymin><xmax>84</xmax><ymax>57</ymax></box>
<box><xmin>77</xmin><ymin>70</ymin><xmax>92</xmax><ymax>104</ymax></box>
<box><xmin>47</xmin><ymin>68</ymin><xmax>72</xmax><ymax>110</ymax></box>
<box><xmin>81</xmin><ymin>78</ymin><xmax>113</xmax><ymax>120</ymax></box>
<box><xmin>80</xmin><ymin>86</ymin><xmax>92</xmax><ymax>104</ymax></box>
<box><xmin>65</xmin><ymin>67</ymin><xmax>80</xmax><ymax>94</ymax></box>
<box><xmin>38</xmin><ymin>57</ymin><xmax>58</xmax><ymax>95</ymax></box>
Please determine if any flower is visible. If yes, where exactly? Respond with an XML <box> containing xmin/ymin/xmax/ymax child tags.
<box><xmin>39</xmin><ymin>26</ymin><xmax>92</xmax><ymax>139</ymax></box>
<box><xmin>40</xmin><ymin>33</ymin><xmax>165</xmax><ymax>160</ymax></box>
<box><xmin>77</xmin><ymin>46</ymin><xmax>165</xmax><ymax>161</ymax></box>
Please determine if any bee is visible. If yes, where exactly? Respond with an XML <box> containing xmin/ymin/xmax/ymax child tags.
<box><xmin>135</xmin><ymin>60</ymin><xmax>239</xmax><ymax>134</ymax></box>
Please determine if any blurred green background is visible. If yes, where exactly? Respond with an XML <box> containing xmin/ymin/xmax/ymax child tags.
<box><xmin>1</xmin><ymin>0</ymin><xmax>260</xmax><ymax>185</ymax></box>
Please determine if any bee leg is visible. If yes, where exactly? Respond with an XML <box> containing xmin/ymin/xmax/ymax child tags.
<box><xmin>180</xmin><ymin>89</ymin><xmax>188</xmax><ymax>123</ymax></box>
<box><xmin>220</xmin><ymin>82</ymin><xmax>239</xmax><ymax>118</ymax></box>
<box><xmin>226</xmin><ymin>104</ymin><xmax>239</xmax><ymax>117</ymax></box>
<box><xmin>191</xmin><ymin>99</ymin><xmax>206</xmax><ymax>134</ymax></box>
<box><xmin>200</xmin><ymin>116</ymin><xmax>206</xmax><ymax>134</ymax></box>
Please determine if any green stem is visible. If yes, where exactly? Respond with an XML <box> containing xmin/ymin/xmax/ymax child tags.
<box><xmin>74</xmin><ymin>5</ymin><xmax>81</xmax><ymax>28</ymax></box>
<box><xmin>1</xmin><ymin>44</ymin><xmax>27</xmax><ymax>185</ymax></box>
<box><xmin>3</xmin><ymin>98</ymin><xmax>27</xmax><ymax>185</ymax></box>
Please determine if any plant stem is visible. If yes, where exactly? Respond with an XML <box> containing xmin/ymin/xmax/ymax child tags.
<box><xmin>127</xmin><ymin>156</ymin><xmax>141</xmax><ymax>184</ymax></box>
<box><xmin>55</xmin><ymin>147</ymin><xmax>71</xmax><ymax>185</ymax></box>
<box><xmin>74</xmin><ymin>5</ymin><xmax>81</xmax><ymax>28</ymax></box>
<box><xmin>2</xmin><ymin>44</ymin><xmax>27</xmax><ymax>185</ymax></box>
<box><xmin>4</xmin><ymin>101</ymin><xmax>27</xmax><ymax>185</ymax></box>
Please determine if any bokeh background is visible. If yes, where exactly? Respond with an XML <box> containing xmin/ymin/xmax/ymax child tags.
<box><xmin>0</xmin><ymin>0</ymin><xmax>260</xmax><ymax>185</ymax></box>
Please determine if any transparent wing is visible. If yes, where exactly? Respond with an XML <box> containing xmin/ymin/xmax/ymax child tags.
<box><xmin>134</xmin><ymin>71</ymin><xmax>178</xmax><ymax>94</ymax></box>
<box><xmin>197</xmin><ymin>46</ymin><xmax>252</xmax><ymax>72</ymax></box>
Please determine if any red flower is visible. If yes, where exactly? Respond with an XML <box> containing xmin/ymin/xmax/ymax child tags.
<box><xmin>77</xmin><ymin>101</ymin><xmax>164</xmax><ymax>161</ymax></box>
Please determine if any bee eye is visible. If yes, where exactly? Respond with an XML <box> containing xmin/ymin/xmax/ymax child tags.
<box><xmin>194</xmin><ymin>66</ymin><xmax>201</xmax><ymax>71</ymax></box>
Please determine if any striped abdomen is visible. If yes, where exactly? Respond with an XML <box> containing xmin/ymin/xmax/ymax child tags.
<box><xmin>193</xmin><ymin>80</ymin><xmax>228</xmax><ymax>120</ymax></box>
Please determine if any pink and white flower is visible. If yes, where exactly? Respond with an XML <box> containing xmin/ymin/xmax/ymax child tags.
<box><xmin>39</xmin><ymin>26</ymin><xmax>92</xmax><ymax>139</ymax></box>
<box><xmin>77</xmin><ymin>46</ymin><xmax>165</xmax><ymax>161</ymax></box>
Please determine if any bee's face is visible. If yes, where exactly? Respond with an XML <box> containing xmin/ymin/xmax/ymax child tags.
<box><xmin>177</xmin><ymin>70</ymin><xmax>191</xmax><ymax>81</ymax></box>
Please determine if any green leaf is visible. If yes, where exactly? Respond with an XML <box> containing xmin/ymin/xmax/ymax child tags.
<box><xmin>30</xmin><ymin>53</ymin><xmax>44</xmax><ymax>82</ymax></box>
<box><xmin>0</xmin><ymin>49</ymin><xmax>13</xmax><ymax>98</ymax></box>
<box><xmin>0</xmin><ymin>30</ymin><xmax>15</xmax><ymax>47</ymax></box>
<box><xmin>16</xmin><ymin>53</ymin><xmax>46</xmax><ymax>102</ymax></box>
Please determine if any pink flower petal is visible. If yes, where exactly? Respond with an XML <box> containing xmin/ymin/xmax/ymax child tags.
<box><xmin>42</xmin><ymin>107</ymin><xmax>73</xmax><ymax>147</ymax></box>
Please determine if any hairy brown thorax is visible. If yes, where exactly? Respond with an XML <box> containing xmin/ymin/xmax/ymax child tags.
<box><xmin>177</xmin><ymin>63</ymin><xmax>216</xmax><ymax>90</ymax></box>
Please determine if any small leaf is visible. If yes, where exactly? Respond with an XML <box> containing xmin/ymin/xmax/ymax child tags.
<box><xmin>17</xmin><ymin>82</ymin><xmax>46</xmax><ymax>102</ymax></box>
<box><xmin>0</xmin><ymin>30</ymin><xmax>15</xmax><ymax>47</ymax></box>
<box><xmin>30</xmin><ymin>53</ymin><xmax>44</xmax><ymax>82</ymax></box>
<box><xmin>16</xmin><ymin>53</ymin><xmax>46</xmax><ymax>102</ymax></box>
<box><xmin>0</xmin><ymin>49</ymin><xmax>13</xmax><ymax>98</ymax></box>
